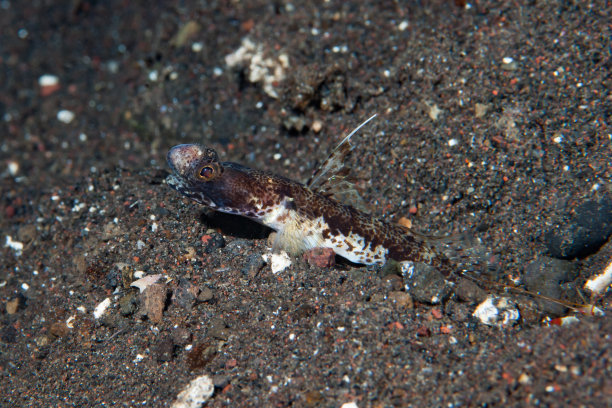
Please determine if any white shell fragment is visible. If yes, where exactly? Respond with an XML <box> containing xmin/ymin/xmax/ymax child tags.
<box><xmin>262</xmin><ymin>251</ymin><xmax>292</xmax><ymax>274</ymax></box>
<box><xmin>5</xmin><ymin>235</ymin><xmax>24</xmax><ymax>256</ymax></box>
<box><xmin>473</xmin><ymin>295</ymin><xmax>520</xmax><ymax>328</ymax></box>
<box><xmin>225</xmin><ymin>37</ymin><xmax>289</xmax><ymax>98</ymax></box>
<box><xmin>171</xmin><ymin>375</ymin><xmax>214</xmax><ymax>408</ymax></box>
<box><xmin>39</xmin><ymin>74</ymin><xmax>59</xmax><ymax>87</ymax></box>
<box><xmin>425</xmin><ymin>102</ymin><xmax>442</xmax><ymax>120</ymax></box>
<box><xmin>130</xmin><ymin>274</ymin><xmax>163</xmax><ymax>293</ymax></box>
<box><xmin>585</xmin><ymin>259</ymin><xmax>612</xmax><ymax>295</ymax></box>
<box><xmin>57</xmin><ymin>109</ymin><xmax>75</xmax><ymax>123</ymax></box>
<box><xmin>66</xmin><ymin>315</ymin><xmax>77</xmax><ymax>329</ymax></box>
<box><xmin>93</xmin><ymin>297</ymin><xmax>111</xmax><ymax>319</ymax></box>
<box><xmin>7</xmin><ymin>160</ymin><xmax>20</xmax><ymax>176</ymax></box>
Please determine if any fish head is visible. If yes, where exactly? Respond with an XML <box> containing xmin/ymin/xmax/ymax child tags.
<box><xmin>166</xmin><ymin>144</ymin><xmax>271</xmax><ymax>218</ymax></box>
<box><xmin>166</xmin><ymin>144</ymin><xmax>231</xmax><ymax>209</ymax></box>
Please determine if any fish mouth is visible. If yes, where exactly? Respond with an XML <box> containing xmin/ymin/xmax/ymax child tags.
<box><xmin>165</xmin><ymin>173</ymin><xmax>187</xmax><ymax>193</ymax></box>
<box><xmin>165</xmin><ymin>173</ymin><xmax>218</xmax><ymax>208</ymax></box>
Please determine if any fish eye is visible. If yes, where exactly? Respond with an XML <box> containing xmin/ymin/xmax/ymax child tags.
<box><xmin>197</xmin><ymin>165</ymin><xmax>215</xmax><ymax>180</ymax></box>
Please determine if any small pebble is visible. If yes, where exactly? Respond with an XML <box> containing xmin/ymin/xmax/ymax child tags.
<box><xmin>291</xmin><ymin>304</ymin><xmax>316</xmax><ymax>321</ymax></box>
<box><xmin>208</xmin><ymin>317</ymin><xmax>231</xmax><ymax>341</ymax></box>
<box><xmin>119</xmin><ymin>292</ymin><xmax>139</xmax><ymax>317</ymax></box>
<box><xmin>154</xmin><ymin>336</ymin><xmax>175</xmax><ymax>362</ymax></box>
<box><xmin>191</xmin><ymin>42</ymin><xmax>203</xmax><ymax>52</ymax></box>
<box><xmin>585</xmin><ymin>259</ymin><xmax>612</xmax><ymax>295</ymax></box>
<box><xmin>141</xmin><ymin>283</ymin><xmax>167</xmax><ymax>323</ymax></box>
<box><xmin>431</xmin><ymin>308</ymin><xmax>443</xmax><ymax>319</ymax></box>
<box><xmin>212</xmin><ymin>375</ymin><xmax>230</xmax><ymax>388</ymax></box>
<box><xmin>171</xmin><ymin>375</ymin><xmax>214</xmax><ymax>408</ymax></box>
<box><xmin>401</xmin><ymin>261</ymin><xmax>453</xmax><ymax>304</ymax></box>
<box><xmin>241</xmin><ymin>254</ymin><xmax>266</xmax><ymax>277</ymax></box>
<box><xmin>416</xmin><ymin>326</ymin><xmax>431</xmax><ymax>337</ymax></box>
<box><xmin>524</xmin><ymin>256</ymin><xmax>577</xmax><ymax>316</ymax></box>
<box><xmin>379</xmin><ymin>259</ymin><xmax>402</xmax><ymax>277</ymax></box>
<box><xmin>518</xmin><ymin>373</ymin><xmax>532</xmax><ymax>384</ymax></box>
<box><xmin>202</xmin><ymin>233</ymin><xmax>225</xmax><ymax>253</ymax></box>
<box><xmin>474</xmin><ymin>103</ymin><xmax>488</xmax><ymax>118</ymax></box>
<box><xmin>473</xmin><ymin>296</ymin><xmax>520</xmax><ymax>327</ymax></box>
<box><xmin>171</xmin><ymin>328</ymin><xmax>192</xmax><ymax>345</ymax></box>
<box><xmin>172</xmin><ymin>279</ymin><xmax>200</xmax><ymax>310</ymax></box>
<box><xmin>35</xmin><ymin>335</ymin><xmax>52</xmax><ymax>347</ymax></box>
<box><xmin>262</xmin><ymin>251</ymin><xmax>292</xmax><ymax>274</ymax></box>
<box><xmin>427</xmin><ymin>103</ymin><xmax>442</xmax><ymax>120</ymax></box>
<box><xmin>501</xmin><ymin>57</ymin><xmax>518</xmax><ymax>70</ymax></box>
<box><xmin>454</xmin><ymin>278</ymin><xmax>487</xmax><ymax>303</ymax></box>
<box><xmin>38</xmin><ymin>74</ymin><xmax>59</xmax><ymax>87</ymax></box>
<box><xmin>545</xmin><ymin>197</ymin><xmax>612</xmax><ymax>259</ymax></box>
<box><xmin>5</xmin><ymin>297</ymin><xmax>22</xmax><ymax>314</ymax></box>
<box><xmin>49</xmin><ymin>322</ymin><xmax>70</xmax><ymax>338</ymax></box>
<box><xmin>387</xmin><ymin>291</ymin><xmax>413</xmax><ymax>309</ymax></box>
<box><xmin>5</xmin><ymin>235</ymin><xmax>24</xmax><ymax>256</ymax></box>
<box><xmin>302</xmin><ymin>247</ymin><xmax>336</xmax><ymax>268</ymax></box>
<box><xmin>105</xmin><ymin>269</ymin><xmax>120</xmax><ymax>290</ymax></box>
<box><xmin>93</xmin><ymin>298</ymin><xmax>111</xmax><ymax>319</ymax></box>
<box><xmin>57</xmin><ymin>110</ymin><xmax>75</xmax><ymax>124</ymax></box>
<box><xmin>7</xmin><ymin>160</ymin><xmax>19</xmax><ymax>176</ymax></box>
<box><xmin>39</xmin><ymin>74</ymin><xmax>61</xmax><ymax>96</ymax></box>
<box><xmin>197</xmin><ymin>287</ymin><xmax>214</xmax><ymax>302</ymax></box>
<box><xmin>398</xmin><ymin>216</ymin><xmax>413</xmax><ymax>229</ymax></box>
<box><xmin>382</xmin><ymin>274</ymin><xmax>404</xmax><ymax>291</ymax></box>
<box><xmin>16</xmin><ymin>225</ymin><xmax>36</xmax><ymax>244</ymax></box>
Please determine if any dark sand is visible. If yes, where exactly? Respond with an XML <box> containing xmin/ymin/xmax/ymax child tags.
<box><xmin>1</xmin><ymin>1</ymin><xmax>610</xmax><ymax>406</ymax></box>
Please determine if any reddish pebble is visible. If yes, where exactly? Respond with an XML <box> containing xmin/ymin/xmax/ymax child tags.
<box><xmin>39</xmin><ymin>74</ymin><xmax>61</xmax><ymax>96</ymax></box>
<box><xmin>226</xmin><ymin>358</ymin><xmax>237</xmax><ymax>368</ymax></box>
<box><xmin>303</xmin><ymin>247</ymin><xmax>336</xmax><ymax>268</ymax></box>
<box><xmin>201</xmin><ymin>234</ymin><xmax>212</xmax><ymax>244</ymax></box>
<box><xmin>387</xmin><ymin>321</ymin><xmax>404</xmax><ymax>330</ymax></box>
<box><xmin>40</xmin><ymin>83</ymin><xmax>61</xmax><ymax>96</ymax></box>
<box><xmin>431</xmin><ymin>308</ymin><xmax>443</xmax><ymax>319</ymax></box>
<box><xmin>5</xmin><ymin>206</ymin><xmax>15</xmax><ymax>218</ymax></box>
<box><xmin>416</xmin><ymin>326</ymin><xmax>431</xmax><ymax>337</ymax></box>
<box><xmin>398</xmin><ymin>217</ymin><xmax>412</xmax><ymax>230</ymax></box>
<box><xmin>409</xmin><ymin>206</ymin><xmax>418</xmax><ymax>214</ymax></box>
<box><xmin>440</xmin><ymin>326</ymin><xmax>452</xmax><ymax>334</ymax></box>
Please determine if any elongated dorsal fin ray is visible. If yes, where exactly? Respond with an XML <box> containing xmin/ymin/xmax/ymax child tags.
<box><xmin>306</xmin><ymin>114</ymin><xmax>377</xmax><ymax>211</ymax></box>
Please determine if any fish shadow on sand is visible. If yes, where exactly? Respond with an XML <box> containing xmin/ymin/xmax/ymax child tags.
<box><xmin>199</xmin><ymin>210</ymin><xmax>272</xmax><ymax>241</ymax></box>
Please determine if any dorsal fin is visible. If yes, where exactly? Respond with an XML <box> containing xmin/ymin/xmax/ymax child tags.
<box><xmin>306</xmin><ymin>114</ymin><xmax>377</xmax><ymax>211</ymax></box>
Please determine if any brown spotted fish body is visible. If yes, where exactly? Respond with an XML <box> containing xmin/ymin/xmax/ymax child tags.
<box><xmin>166</xmin><ymin>116</ymin><xmax>452</xmax><ymax>275</ymax></box>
